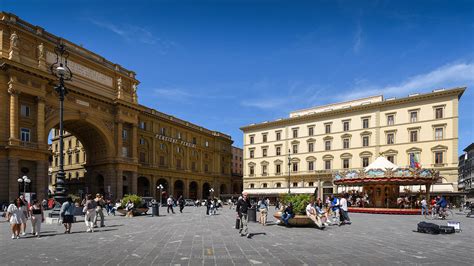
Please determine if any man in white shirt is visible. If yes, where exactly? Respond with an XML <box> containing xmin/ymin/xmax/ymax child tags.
<box><xmin>340</xmin><ymin>194</ymin><xmax>351</xmax><ymax>224</ymax></box>
<box><xmin>421</xmin><ymin>197</ymin><xmax>427</xmax><ymax>216</ymax></box>
<box><xmin>306</xmin><ymin>200</ymin><xmax>324</xmax><ymax>229</ymax></box>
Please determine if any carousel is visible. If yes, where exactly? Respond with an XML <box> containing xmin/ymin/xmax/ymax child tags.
<box><xmin>333</xmin><ymin>156</ymin><xmax>440</xmax><ymax>214</ymax></box>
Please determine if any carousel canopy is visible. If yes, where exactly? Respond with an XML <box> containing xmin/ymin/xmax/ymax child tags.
<box><xmin>364</xmin><ymin>156</ymin><xmax>398</xmax><ymax>172</ymax></box>
<box><xmin>333</xmin><ymin>156</ymin><xmax>440</xmax><ymax>186</ymax></box>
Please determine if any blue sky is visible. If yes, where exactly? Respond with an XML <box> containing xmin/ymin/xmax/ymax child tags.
<box><xmin>3</xmin><ymin>0</ymin><xmax>474</xmax><ymax>152</ymax></box>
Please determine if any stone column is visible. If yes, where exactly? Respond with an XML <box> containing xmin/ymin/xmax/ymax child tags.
<box><xmin>131</xmin><ymin>125</ymin><xmax>138</xmax><ymax>159</ymax></box>
<box><xmin>8</xmin><ymin>87</ymin><xmax>19</xmax><ymax>143</ymax></box>
<box><xmin>425</xmin><ymin>184</ymin><xmax>431</xmax><ymax>201</ymax></box>
<box><xmin>36</xmin><ymin>160</ymin><xmax>48</xmax><ymax>200</ymax></box>
<box><xmin>8</xmin><ymin>158</ymin><xmax>19</xmax><ymax>201</ymax></box>
<box><xmin>36</xmin><ymin>97</ymin><xmax>46</xmax><ymax>147</ymax></box>
<box><xmin>131</xmin><ymin>171</ymin><xmax>137</xmax><ymax>194</ymax></box>
<box><xmin>116</xmin><ymin>169</ymin><xmax>123</xmax><ymax>200</ymax></box>
<box><xmin>116</xmin><ymin>122</ymin><xmax>123</xmax><ymax>157</ymax></box>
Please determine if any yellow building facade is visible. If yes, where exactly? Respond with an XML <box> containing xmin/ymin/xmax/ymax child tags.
<box><xmin>0</xmin><ymin>12</ymin><xmax>233</xmax><ymax>203</ymax></box>
<box><xmin>241</xmin><ymin>88</ymin><xmax>465</xmax><ymax>199</ymax></box>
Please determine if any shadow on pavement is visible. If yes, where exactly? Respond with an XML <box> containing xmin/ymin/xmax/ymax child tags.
<box><xmin>247</xmin><ymin>232</ymin><xmax>266</xmax><ymax>239</ymax></box>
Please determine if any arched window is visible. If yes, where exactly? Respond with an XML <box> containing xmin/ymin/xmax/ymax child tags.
<box><xmin>276</xmin><ymin>182</ymin><xmax>281</xmax><ymax>188</ymax></box>
<box><xmin>250</xmin><ymin>183</ymin><xmax>255</xmax><ymax>188</ymax></box>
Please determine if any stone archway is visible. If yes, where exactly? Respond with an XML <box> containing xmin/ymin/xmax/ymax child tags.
<box><xmin>189</xmin><ymin>181</ymin><xmax>198</xmax><ymax>200</ymax></box>
<box><xmin>174</xmin><ymin>180</ymin><xmax>184</xmax><ymax>198</ymax></box>
<box><xmin>202</xmin><ymin>182</ymin><xmax>211</xmax><ymax>199</ymax></box>
<box><xmin>44</xmin><ymin>114</ymin><xmax>117</xmax><ymax>200</ymax></box>
<box><xmin>137</xmin><ymin>176</ymin><xmax>150</xmax><ymax>197</ymax></box>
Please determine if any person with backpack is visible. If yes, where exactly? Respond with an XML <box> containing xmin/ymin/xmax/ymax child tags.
<box><xmin>258</xmin><ymin>197</ymin><xmax>268</xmax><ymax>226</ymax></box>
<box><xmin>236</xmin><ymin>192</ymin><xmax>251</xmax><ymax>238</ymax></box>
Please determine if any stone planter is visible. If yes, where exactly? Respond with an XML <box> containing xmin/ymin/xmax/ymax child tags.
<box><xmin>116</xmin><ymin>207</ymin><xmax>149</xmax><ymax>216</ymax></box>
<box><xmin>273</xmin><ymin>211</ymin><xmax>316</xmax><ymax>226</ymax></box>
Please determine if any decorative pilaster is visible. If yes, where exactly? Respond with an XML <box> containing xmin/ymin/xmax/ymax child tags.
<box><xmin>116</xmin><ymin>121</ymin><xmax>123</xmax><ymax>157</ymax></box>
<box><xmin>131</xmin><ymin>124</ymin><xmax>138</xmax><ymax>159</ymax></box>
<box><xmin>36</xmin><ymin>161</ymin><xmax>48</xmax><ymax>201</ymax></box>
<box><xmin>8</xmin><ymin>86</ymin><xmax>19</xmax><ymax>144</ymax></box>
<box><xmin>131</xmin><ymin>172</ymin><xmax>137</xmax><ymax>194</ymax></box>
<box><xmin>8</xmin><ymin>158</ymin><xmax>19</xmax><ymax>200</ymax></box>
<box><xmin>36</xmin><ymin>97</ymin><xmax>46</xmax><ymax>145</ymax></box>
<box><xmin>116</xmin><ymin>169</ymin><xmax>123</xmax><ymax>199</ymax></box>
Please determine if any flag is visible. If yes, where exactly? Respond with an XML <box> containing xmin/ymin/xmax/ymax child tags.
<box><xmin>410</xmin><ymin>153</ymin><xmax>421</xmax><ymax>169</ymax></box>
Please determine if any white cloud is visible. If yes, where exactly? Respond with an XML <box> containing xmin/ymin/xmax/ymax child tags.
<box><xmin>88</xmin><ymin>18</ymin><xmax>175</xmax><ymax>51</ymax></box>
<box><xmin>340</xmin><ymin>62</ymin><xmax>474</xmax><ymax>100</ymax></box>
<box><xmin>154</xmin><ymin>88</ymin><xmax>193</xmax><ymax>98</ymax></box>
<box><xmin>353</xmin><ymin>22</ymin><xmax>363</xmax><ymax>54</ymax></box>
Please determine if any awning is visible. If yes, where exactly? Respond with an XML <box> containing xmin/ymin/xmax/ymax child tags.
<box><xmin>244</xmin><ymin>187</ymin><xmax>317</xmax><ymax>195</ymax></box>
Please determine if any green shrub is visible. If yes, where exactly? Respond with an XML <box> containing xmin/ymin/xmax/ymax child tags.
<box><xmin>67</xmin><ymin>194</ymin><xmax>81</xmax><ymax>203</ymax></box>
<box><xmin>120</xmin><ymin>194</ymin><xmax>142</xmax><ymax>208</ymax></box>
<box><xmin>281</xmin><ymin>194</ymin><xmax>312</xmax><ymax>215</ymax></box>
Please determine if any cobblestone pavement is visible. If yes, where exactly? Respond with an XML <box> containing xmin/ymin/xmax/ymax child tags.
<box><xmin>1</xmin><ymin>206</ymin><xmax>473</xmax><ymax>265</ymax></box>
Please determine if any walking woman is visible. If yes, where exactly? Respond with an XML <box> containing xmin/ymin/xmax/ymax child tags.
<box><xmin>6</xmin><ymin>197</ymin><xmax>24</xmax><ymax>239</ymax></box>
<box><xmin>83</xmin><ymin>194</ymin><xmax>97</xmax><ymax>232</ymax></box>
<box><xmin>29</xmin><ymin>199</ymin><xmax>44</xmax><ymax>237</ymax></box>
<box><xmin>19</xmin><ymin>195</ymin><xmax>29</xmax><ymax>236</ymax></box>
<box><xmin>60</xmin><ymin>197</ymin><xmax>75</xmax><ymax>234</ymax></box>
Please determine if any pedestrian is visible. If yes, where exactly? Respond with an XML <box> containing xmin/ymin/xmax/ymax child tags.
<box><xmin>306</xmin><ymin>199</ymin><xmax>324</xmax><ymax>229</ymax></box>
<box><xmin>206</xmin><ymin>198</ymin><xmax>211</xmax><ymax>215</ymax></box>
<box><xmin>340</xmin><ymin>194</ymin><xmax>351</xmax><ymax>224</ymax></box>
<box><xmin>83</xmin><ymin>194</ymin><xmax>96</xmax><ymax>232</ymax></box>
<box><xmin>275</xmin><ymin>199</ymin><xmax>280</xmax><ymax>210</ymax></box>
<box><xmin>178</xmin><ymin>195</ymin><xmax>185</xmax><ymax>213</ymax></box>
<box><xmin>421</xmin><ymin>197</ymin><xmax>427</xmax><ymax>216</ymax></box>
<box><xmin>167</xmin><ymin>196</ymin><xmax>175</xmax><ymax>214</ymax></box>
<box><xmin>125</xmin><ymin>199</ymin><xmax>134</xmax><ymax>217</ymax></box>
<box><xmin>19</xmin><ymin>195</ymin><xmax>29</xmax><ymax>236</ymax></box>
<box><xmin>29</xmin><ymin>199</ymin><xmax>44</xmax><ymax>237</ymax></box>
<box><xmin>6</xmin><ymin>197</ymin><xmax>24</xmax><ymax>239</ymax></box>
<box><xmin>94</xmin><ymin>194</ymin><xmax>105</xmax><ymax>227</ymax></box>
<box><xmin>330</xmin><ymin>195</ymin><xmax>341</xmax><ymax>226</ymax></box>
<box><xmin>281</xmin><ymin>203</ymin><xmax>294</xmax><ymax>227</ymax></box>
<box><xmin>258</xmin><ymin>197</ymin><xmax>268</xmax><ymax>226</ymax></box>
<box><xmin>237</xmin><ymin>192</ymin><xmax>251</xmax><ymax>238</ymax></box>
<box><xmin>60</xmin><ymin>197</ymin><xmax>75</xmax><ymax>234</ymax></box>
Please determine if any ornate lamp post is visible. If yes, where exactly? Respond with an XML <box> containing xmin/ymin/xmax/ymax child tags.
<box><xmin>17</xmin><ymin>175</ymin><xmax>31</xmax><ymax>196</ymax></box>
<box><xmin>209</xmin><ymin>188</ymin><xmax>215</xmax><ymax>199</ymax></box>
<box><xmin>50</xmin><ymin>41</ymin><xmax>73</xmax><ymax>203</ymax></box>
<box><xmin>288</xmin><ymin>149</ymin><xmax>292</xmax><ymax>194</ymax></box>
<box><xmin>157</xmin><ymin>184</ymin><xmax>164</xmax><ymax>206</ymax></box>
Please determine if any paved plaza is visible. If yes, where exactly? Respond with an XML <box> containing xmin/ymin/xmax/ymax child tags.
<box><xmin>1</xmin><ymin>206</ymin><xmax>473</xmax><ymax>265</ymax></box>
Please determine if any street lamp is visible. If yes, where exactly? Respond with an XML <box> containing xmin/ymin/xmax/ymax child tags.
<box><xmin>157</xmin><ymin>184</ymin><xmax>164</xmax><ymax>206</ymax></box>
<box><xmin>50</xmin><ymin>41</ymin><xmax>73</xmax><ymax>204</ymax></box>
<box><xmin>17</xmin><ymin>175</ymin><xmax>31</xmax><ymax>196</ymax></box>
<box><xmin>288</xmin><ymin>149</ymin><xmax>292</xmax><ymax>194</ymax></box>
<box><xmin>209</xmin><ymin>188</ymin><xmax>215</xmax><ymax>199</ymax></box>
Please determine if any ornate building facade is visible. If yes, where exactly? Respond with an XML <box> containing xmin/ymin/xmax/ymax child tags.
<box><xmin>230</xmin><ymin>146</ymin><xmax>243</xmax><ymax>196</ymax></box>
<box><xmin>0</xmin><ymin>12</ymin><xmax>232</xmax><ymax>203</ymax></box>
<box><xmin>459</xmin><ymin>143</ymin><xmax>474</xmax><ymax>199</ymax></box>
<box><xmin>241</xmin><ymin>88</ymin><xmax>465</xmax><ymax>199</ymax></box>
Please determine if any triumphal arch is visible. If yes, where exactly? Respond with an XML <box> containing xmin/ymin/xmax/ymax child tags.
<box><xmin>0</xmin><ymin>13</ymin><xmax>234</xmax><ymax>203</ymax></box>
